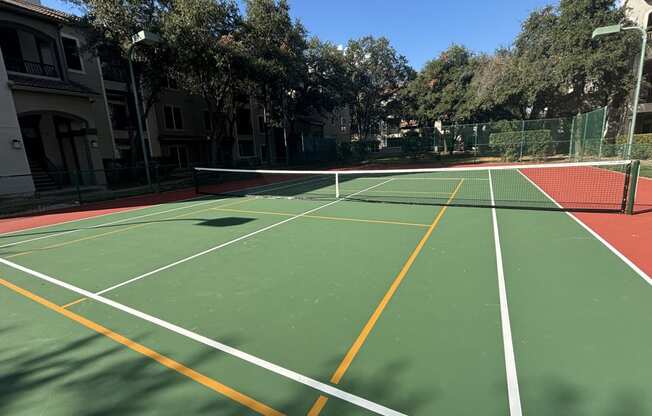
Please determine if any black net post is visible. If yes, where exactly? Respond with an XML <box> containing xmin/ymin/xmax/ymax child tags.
<box><xmin>626</xmin><ymin>160</ymin><xmax>641</xmax><ymax>215</ymax></box>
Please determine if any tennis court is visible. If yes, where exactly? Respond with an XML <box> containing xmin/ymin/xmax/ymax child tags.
<box><xmin>1</xmin><ymin>161</ymin><xmax>651</xmax><ymax>415</ymax></box>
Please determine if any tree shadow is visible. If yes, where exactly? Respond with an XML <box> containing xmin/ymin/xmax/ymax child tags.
<box><xmin>519</xmin><ymin>375</ymin><xmax>650</xmax><ymax>416</ymax></box>
<box><xmin>0</xmin><ymin>326</ymin><xmax>255</xmax><ymax>416</ymax></box>
<box><xmin>273</xmin><ymin>356</ymin><xmax>434</xmax><ymax>415</ymax></box>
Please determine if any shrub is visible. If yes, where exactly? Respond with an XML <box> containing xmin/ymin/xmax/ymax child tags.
<box><xmin>337</xmin><ymin>142</ymin><xmax>353</xmax><ymax>161</ymax></box>
<box><xmin>489</xmin><ymin>129</ymin><xmax>552</xmax><ymax>161</ymax></box>
<box><xmin>401</xmin><ymin>131</ymin><xmax>432</xmax><ymax>157</ymax></box>
<box><xmin>616</xmin><ymin>134</ymin><xmax>652</xmax><ymax>160</ymax></box>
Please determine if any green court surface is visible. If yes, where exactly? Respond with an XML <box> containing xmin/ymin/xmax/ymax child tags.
<box><xmin>1</xmin><ymin>169</ymin><xmax>651</xmax><ymax>416</ymax></box>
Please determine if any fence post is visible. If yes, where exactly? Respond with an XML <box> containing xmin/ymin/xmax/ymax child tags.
<box><xmin>569</xmin><ymin>117</ymin><xmax>576</xmax><ymax>161</ymax></box>
<box><xmin>626</xmin><ymin>160</ymin><xmax>640</xmax><ymax>215</ymax></box>
<box><xmin>193</xmin><ymin>168</ymin><xmax>199</xmax><ymax>195</ymax></box>
<box><xmin>474</xmin><ymin>125</ymin><xmax>479</xmax><ymax>162</ymax></box>
<box><xmin>599</xmin><ymin>106</ymin><xmax>608</xmax><ymax>159</ymax></box>
<box><xmin>75</xmin><ymin>170</ymin><xmax>83</xmax><ymax>205</ymax></box>
<box><xmin>154</xmin><ymin>164</ymin><xmax>160</xmax><ymax>193</ymax></box>
<box><xmin>519</xmin><ymin>120</ymin><xmax>526</xmax><ymax>161</ymax></box>
<box><xmin>581</xmin><ymin>114</ymin><xmax>589</xmax><ymax>162</ymax></box>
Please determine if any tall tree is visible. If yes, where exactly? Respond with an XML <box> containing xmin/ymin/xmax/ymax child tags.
<box><xmin>283</xmin><ymin>38</ymin><xmax>349</xmax><ymax>144</ymax></box>
<box><xmin>406</xmin><ymin>45</ymin><xmax>477</xmax><ymax>125</ymax></box>
<box><xmin>243</xmin><ymin>0</ymin><xmax>307</xmax><ymax>163</ymax></box>
<box><xmin>162</xmin><ymin>0</ymin><xmax>245</xmax><ymax>163</ymax></box>
<box><xmin>71</xmin><ymin>0</ymin><xmax>172</xmax><ymax>165</ymax></box>
<box><xmin>343</xmin><ymin>36</ymin><xmax>414</xmax><ymax>141</ymax></box>
<box><xmin>508</xmin><ymin>0</ymin><xmax>637</xmax><ymax>118</ymax></box>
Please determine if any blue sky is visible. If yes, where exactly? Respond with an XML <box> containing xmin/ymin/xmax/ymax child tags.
<box><xmin>43</xmin><ymin>0</ymin><xmax>558</xmax><ymax>69</ymax></box>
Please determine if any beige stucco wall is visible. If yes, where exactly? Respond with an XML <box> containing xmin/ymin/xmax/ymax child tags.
<box><xmin>0</xmin><ymin>10</ymin><xmax>116</xmax><ymax>167</ymax></box>
<box><xmin>12</xmin><ymin>89</ymin><xmax>106</xmax><ymax>183</ymax></box>
<box><xmin>0</xmin><ymin>48</ymin><xmax>35</xmax><ymax>195</ymax></box>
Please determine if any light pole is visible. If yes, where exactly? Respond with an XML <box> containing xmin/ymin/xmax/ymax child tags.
<box><xmin>127</xmin><ymin>30</ymin><xmax>160</xmax><ymax>187</ymax></box>
<box><xmin>593</xmin><ymin>24</ymin><xmax>647</xmax><ymax>159</ymax></box>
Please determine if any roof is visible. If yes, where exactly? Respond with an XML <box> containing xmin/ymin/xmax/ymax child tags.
<box><xmin>0</xmin><ymin>0</ymin><xmax>74</xmax><ymax>23</ymax></box>
<box><xmin>9</xmin><ymin>73</ymin><xmax>97</xmax><ymax>95</ymax></box>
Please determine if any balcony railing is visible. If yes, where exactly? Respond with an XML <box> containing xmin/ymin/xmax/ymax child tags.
<box><xmin>102</xmin><ymin>64</ymin><xmax>128</xmax><ymax>83</ymax></box>
<box><xmin>4</xmin><ymin>56</ymin><xmax>58</xmax><ymax>78</ymax></box>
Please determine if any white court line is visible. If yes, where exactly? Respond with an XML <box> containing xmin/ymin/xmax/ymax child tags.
<box><xmin>517</xmin><ymin>170</ymin><xmax>652</xmax><ymax>286</ymax></box>
<box><xmin>488</xmin><ymin>171</ymin><xmax>523</xmax><ymax>416</ymax></box>
<box><xmin>0</xmin><ymin>256</ymin><xmax>404</xmax><ymax>416</ymax></box>
<box><xmin>0</xmin><ymin>176</ymin><xmax>325</xmax><ymax>250</ymax></box>
<box><xmin>0</xmin><ymin>198</ymin><xmax>215</xmax><ymax>250</ymax></box>
<box><xmin>0</xmin><ymin>193</ymin><xmax>208</xmax><ymax>238</ymax></box>
<box><xmin>94</xmin><ymin>178</ymin><xmax>395</xmax><ymax>297</ymax></box>
<box><xmin>354</xmin><ymin>177</ymin><xmax>489</xmax><ymax>181</ymax></box>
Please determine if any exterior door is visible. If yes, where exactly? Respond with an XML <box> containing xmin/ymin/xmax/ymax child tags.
<box><xmin>19</xmin><ymin>115</ymin><xmax>45</xmax><ymax>164</ymax></box>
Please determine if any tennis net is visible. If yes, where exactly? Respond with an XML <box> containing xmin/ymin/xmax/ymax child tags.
<box><xmin>194</xmin><ymin>160</ymin><xmax>637</xmax><ymax>212</ymax></box>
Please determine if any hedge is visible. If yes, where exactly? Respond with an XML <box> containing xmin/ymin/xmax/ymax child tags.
<box><xmin>489</xmin><ymin>129</ymin><xmax>553</xmax><ymax>161</ymax></box>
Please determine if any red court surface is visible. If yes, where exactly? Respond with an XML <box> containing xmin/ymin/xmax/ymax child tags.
<box><xmin>573</xmin><ymin>177</ymin><xmax>652</xmax><ymax>278</ymax></box>
<box><xmin>523</xmin><ymin>168</ymin><xmax>652</xmax><ymax>278</ymax></box>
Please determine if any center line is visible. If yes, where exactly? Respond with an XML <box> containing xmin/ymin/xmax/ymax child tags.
<box><xmin>488</xmin><ymin>170</ymin><xmax>523</xmax><ymax>416</ymax></box>
<box><xmin>91</xmin><ymin>179</ymin><xmax>396</xmax><ymax>297</ymax></box>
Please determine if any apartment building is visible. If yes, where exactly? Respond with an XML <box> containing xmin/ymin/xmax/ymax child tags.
<box><xmin>626</xmin><ymin>0</ymin><xmax>652</xmax><ymax>133</ymax></box>
<box><xmin>0</xmin><ymin>0</ymin><xmax>350</xmax><ymax>197</ymax></box>
<box><xmin>0</xmin><ymin>0</ymin><xmax>113</xmax><ymax>194</ymax></box>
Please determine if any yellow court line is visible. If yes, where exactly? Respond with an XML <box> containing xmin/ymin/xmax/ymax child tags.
<box><xmin>0</xmin><ymin>278</ymin><xmax>284</xmax><ymax>416</ymax></box>
<box><xmin>61</xmin><ymin>297</ymin><xmax>88</xmax><ymax>309</ymax></box>
<box><xmin>212</xmin><ymin>208</ymin><xmax>430</xmax><ymax>228</ymax></box>
<box><xmin>6</xmin><ymin>198</ymin><xmax>253</xmax><ymax>259</ymax></box>
<box><xmin>57</xmin><ymin>198</ymin><xmax>255</xmax><ymax>309</ymax></box>
<box><xmin>307</xmin><ymin>179</ymin><xmax>465</xmax><ymax>416</ymax></box>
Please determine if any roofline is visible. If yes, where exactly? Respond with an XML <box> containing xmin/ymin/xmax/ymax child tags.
<box><xmin>0</xmin><ymin>0</ymin><xmax>75</xmax><ymax>25</ymax></box>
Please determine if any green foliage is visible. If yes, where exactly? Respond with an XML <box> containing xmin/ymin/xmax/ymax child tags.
<box><xmin>337</xmin><ymin>142</ymin><xmax>353</xmax><ymax>161</ymax></box>
<box><xmin>490</xmin><ymin>129</ymin><xmax>553</xmax><ymax>161</ymax></box>
<box><xmin>508</xmin><ymin>0</ymin><xmax>636</xmax><ymax>117</ymax></box>
<box><xmin>405</xmin><ymin>45</ymin><xmax>477</xmax><ymax>125</ymax></box>
<box><xmin>343</xmin><ymin>36</ymin><xmax>415</xmax><ymax>140</ymax></box>
<box><xmin>616</xmin><ymin>134</ymin><xmax>652</xmax><ymax>160</ymax></box>
<box><xmin>400</xmin><ymin>131</ymin><xmax>433</xmax><ymax>157</ymax></box>
<box><xmin>405</xmin><ymin>0</ymin><xmax>637</xmax><ymax>125</ymax></box>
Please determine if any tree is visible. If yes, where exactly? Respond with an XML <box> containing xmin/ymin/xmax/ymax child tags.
<box><xmin>343</xmin><ymin>36</ymin><xmax>414</xmax><ymax>141</ymax></box>
<box><xmin>71</xmin><ymin>0</ymin><xmax>173</xmax><ymax>166</ymax></box>
<box><xmin>507</xmin><ymin>0</ymin><xmax>637</xmax><ymax>118</ymax></box>
<box><xmin>283</xmin><ymin>38</ymin><xmax>349</xmax><ymax>147</ymax></box>
<box><xmin>243</xmin><ymin>0</ymin><xmax>308</xmax><ymax>163</ymax></box>
<box><xmin>462</xmin><ymin>49</ymin><xmax>526</xmax><ymax>121</ymax></box>
<box><xmin>162</xmin><ymin>0</ymin><xmax>246</xmax><ymax>164</ymax></box>
<box><xmin>406</xmin><ymin>45</ymin><xmax>477</xmax><ymax>126</ymax></box>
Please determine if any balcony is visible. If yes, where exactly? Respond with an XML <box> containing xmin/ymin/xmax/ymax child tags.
<box><xmin>5</xmin><ymin>56</ymin><xmax>58</xmax><ymax>78</ymax></box>
<box><xmin>102</xmin><ymin>64</ymin><xmax>128</xmax><ymax>83</ymax></box>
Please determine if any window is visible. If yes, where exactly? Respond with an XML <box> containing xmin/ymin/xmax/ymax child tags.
<box><xmin>258</xmin><ymin>116</ymin><xmax>265</xmax><ymax>133</ymax></box>
<box><xmin>238</xmin><ymin>140</ymin><xmax>255</xmax><ymax>157</ymax></box>
<box><xmin>109</xmin><ymin>103</ymin><xmax>129</xmax><ymax>130</ymax></box>
<box><xmin>173</xmin><ymin>107</ymin><xmax>183</xmax><ymax>129</ymax></box>
<box><xmin>164</xmin><ymin>106</ymin><xmax>183</xmax><ymax>130</ymax></box>
<box><xmin>203</xmin><ymin>111</ymin><xmax>212</xmax><ymax>131</ymax></box>
<box><xmin>62</xmin><ymin>37</ymin><xmax>83</xmax><ymax>72</ymax></box>
<box><xmin>236</xmin><ymin>108</ymin><xmax>253</xmax><ymax>135</ymax></box>
<box><xmin>0</xmin><ymin>28</ymin><xmax>21</xmax><ymax>61</ymax></box>
<box><xmin>164</xmin><ymin>105</ymin><xmax>184</xmax><ymax>130</ymax></box>
<box><xmin>165</xmin><ymin>77</ymin><xmax>178</xmax><ymax>89</ymax></box>
<box><xmin>164</xmin><ymin>106</ymin><xmax>174</xmax><ymax>129</ymax></box>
